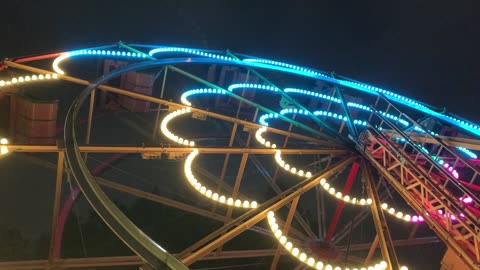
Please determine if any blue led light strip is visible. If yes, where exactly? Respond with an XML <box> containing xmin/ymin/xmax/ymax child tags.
<box><xmin>57</xmin><ymin>44</ymin><xmax>480</xmax><ymax>137</ymax></box>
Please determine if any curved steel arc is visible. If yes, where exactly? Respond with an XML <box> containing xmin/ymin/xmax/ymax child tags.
<box><xmin>64</xmin><ymin>59</ymin><xmax>199</xmax><ymax>270</ymax></box>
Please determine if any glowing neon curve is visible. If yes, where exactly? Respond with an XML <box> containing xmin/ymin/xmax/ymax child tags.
<box><xmin>180</xmin><ymin>88</ymin><xmax>226</xmax><ymax>106</ymax></box>
<box><xmin>160</xmin><ymin>108</ymin><xmax>195</xmax><ymax>147</ymax></box>
<box><xmin>0</xmin><ymin>73</ymin><xmax>58</xmax><ymax>88</ymax></box>
<box><xmin>184</xmin><ymin>150</ymin><xmax>257</xmax><ymax>208</ymax></box>
<box><xmin>52</xmin><ymin>49</ymin><xmax>148</xmax><ymax>75</ymax></box>
<box><xmin>266</xmin><ymin>211</ymin><xmax>404</xmax><ymax>270</ymax></box>
<box><xmin>149</xmin><ymin>47</ymin><xmax>236</xmax><ymax>61</ymax></box>
<box><xmin>227</xmin><ymin>83</ymin><xmax>280</xmax><ymax>92</ymax></box>
<box><xmin>160</xmin><ymin>106</ymin><xmax>260</xmax><ymax>209</ymax></box>
<box><xmin>53</xmin><ymin>44</ymin><xmax>480</xmax><ymax>137</ymax></box>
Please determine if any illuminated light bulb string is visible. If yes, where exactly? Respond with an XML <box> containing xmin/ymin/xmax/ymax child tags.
<box><xmin>0</xmin><ymin>73</ymin><xmax>58</xmax><ymax>88</ymax></box>
<box><xmin>266</xmin><ymin>211</ymin><xmax>409</xmax><ymax>270</ymax></box>
<box><xmin>0</xmin><ymin>138</ymin><xmax>8</xmax><ymax>155</ymax></box>
<box><xmin>51</xmin><ymin>45</ymin><xmax>480</xmax><ymax>137</ymax></box>
<box><xmin>52</xmin><ymin>49</ymin><xmax>148</xmax><ymax>75</ymax></box>
<box><xmin>160</xmin><ymin>106</ymin><xmax>257</xmax><ymax>209</ymax></box>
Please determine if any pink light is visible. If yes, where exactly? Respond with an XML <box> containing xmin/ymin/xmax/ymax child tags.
<box><xmin>444</xmin><ymin>163</ymin><xmax>449</xmax><ymax>168</ymax></box>
<box><xmin>448</xmin><ymin>167</ymin><xmax>453</xmax><ymax>172</ymax></box>
<box><xmin>412</xmin><ymin>216</ymin><xmax>419</xmax><ymax>222</ymax></box>
<box><xmin>460</xmin><ymin>196</ymin><xmax>473</xmax><ymax>204</ymax></box>
<box><xmin>438</xmin><ymin>209</ymin><xmax>443</xmax><ymax>215</ymax></box>
<box><xmin>419</xmin><ymin>216</ymin><xmax>424</xmax><ymax>222</ymax></box>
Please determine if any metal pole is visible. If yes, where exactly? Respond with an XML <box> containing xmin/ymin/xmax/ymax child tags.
<box><xmin>216</xmin><ymin>153</ymin><xmax>249</xmax><ymax>254</ymax></box>
<box><xmin>270</xmin><ymin>196</ymin><xmax>299</xmax><ymax>270</ymax></box>
<box><xmin>363</xmin><ymin>161</ymin><xmax>400</xmax><ymax>270</ymax></box>
<box><xmin>83</xmin><ymin>89</ymin><xmax>96</xmax><ymax>160</ymax></box>
<box><xmin>153</xmin><ymin>67</ymin><xmax>168</xmax><ymax>140</ymax></box>
<box><xmin>48</xmin><ymin>152</ymin><xmax>65</xmax><ymax>264</ymax></box>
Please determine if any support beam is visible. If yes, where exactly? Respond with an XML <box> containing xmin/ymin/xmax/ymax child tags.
<box><xmin>325</xmin><ymin>161</ymin><xmax>359</xmax><ymax>242</ymax></box>
<box><xmin>364</xmin><ymin>235</ymin><xmax>379</xmax><ymax>265</ymax></box>
<box><xmin>270</xmin><ymin>196</ymin><xmax>299</xmax><ymax>270</ymax></box>
<box><xmin>337</xmin><ymin>236</ymin><xmax>439</xmax><ymax>252</ymax></box>
<box><xmin>4</xmin><ymin>61</ymin><xmax>333</xmax><ymax>147</ymax></box>
<box><xmin>179</xmin><ymin>156</ymin><xmax>354</xmax><ymax>265</ymax></box>
<box><xmin>6</xmin><ymin>145</ymin><xmax>349</xmax><ymax>155</ymax></box>
<box><xmin>332</xmin><ymin>77</ymin><xmax>358</xmax><ymax>140</ymax></box>
<box><xmin>0</xmin><ymin>249</ymin><xmax>287</xmax><ymax>270</ymax></box>
<box><xmin>48</xmin><ymin>152</ymin><xmax>64</xmax><ymax>263</ymax></box>
<box><xmin>152</xmin><ymin>66</ymin><xmax>168</xmax><ymax>140</ymax></box>
<box><xmin>363</xmin><ymin>161</ymin><xmax>400</xmax><ymax>270</ymax></box>
<box><xmin>216</xmin><ymin>153</ymin><xmax>249</xmax><ymax>253</ymax></box>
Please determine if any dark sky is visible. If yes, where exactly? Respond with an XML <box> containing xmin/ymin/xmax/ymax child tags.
<box><xmin>1</xmin><ymin>0</ymin><xmax>479</xmax><ymax>122</ymax></box>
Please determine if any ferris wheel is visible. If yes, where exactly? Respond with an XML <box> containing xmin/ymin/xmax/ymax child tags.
<box><xmin>1</xmin><ymin>42</ymin><xmax>480</xmax><ymax>270</ymax></box>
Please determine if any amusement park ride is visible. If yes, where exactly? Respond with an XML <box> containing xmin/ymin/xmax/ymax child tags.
<box><xmin>0</xmin><ymin>42</ymin><xmax>480</xmax><ymax>270</ymax></box>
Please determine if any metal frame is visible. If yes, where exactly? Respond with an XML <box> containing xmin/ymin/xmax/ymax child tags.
<box><xmin>0</xmin><ymin>47</ymin><xmax>467</xmax><ymax>270</ymax></box>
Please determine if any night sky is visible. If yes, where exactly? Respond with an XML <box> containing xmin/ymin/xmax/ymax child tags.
<box><xmin>2</xmin><ymin>0</ymin><xmax>480</xmax><ymax>121</ymax></box>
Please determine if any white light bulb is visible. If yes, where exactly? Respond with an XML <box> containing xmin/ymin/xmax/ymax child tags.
<box><xmin>219</xmin><ymin>196</ymin><xmax>226</xmax><ymax>203</ymax></box>
<box><xmin>0</xmin><ymin>138</ymin><xmax>8</xmax><ymax>144</ymax></box>
<box><xmin>1</xmin><ymin>146</ymin><xmax>8</xmax><ymax>155</ymax></box>
<box><xmin>292</xmin><ymin>248</ymin><xmax>299</xmax><ymax>256</ymax></box>
<box><xmin>316</xmin><ymin>261</ymin><xmax>324</xmax><ymax>269</ymax></box>
<box><xmin>251</xmin><ymin>201</ymin><xmax>258</xmax><ymax>208</ymax></box>
<box><xmin>235</xmin><ymin>199</ymin><xmax>242</xmax><ymax>207</ymax></box>
<box><xmin>285</xmin><ymin>242</ymin><xmax>293</xmax><ymax>250</ymax></box>
<box><xmin>299</xmin><ymin>252</ymin><xmax>307</xmax><ymax>261</ymax></box>
<box><xmin>227</xmin><ymin>198</ymin><xmax>234</xmax><ymax>205</ymax></box>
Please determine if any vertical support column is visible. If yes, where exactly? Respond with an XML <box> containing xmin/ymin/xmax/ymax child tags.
<box><xmin>325</xmin><ymin>161</ymin><xmax>360</xmax><ymax>242</ymax></box>
<box><xmin>332</xmin><ymin>73</ymin><xmax>358</xmax><ymax>140</ymax></box>
<box><xmin>83</xmin><ymin>90</ymin><xmax>96</xmax><ymax>160</ymax></box>
<box><xmin>363</xmin><ymin>161</ymin><xmax>400</xmax><ymax>270</ymax></box>
<box><xmin>270</xmin><ymin>197</ymin><xmax>300</xmax><ymax>270</ymax></box>
<box><xmin>216</xmin><ymin>153</ymin><xmax>249</xmax><ymax>254</ymax></box>
<box><xmin>214</xmin><ymin>123</ymin><xmax>238</xmax><ymax>198</ymax></box>
<box><xmin>364</xmin><ymin>234</ymin><xmax>379</xmax><ymax>265</ymax></box>
<box><xmin>152</xmin><ymin>67</ymin><xmax>168</xmax><ymax>140</ymax></box>
<box><xmin>49</xmin><ymin>151</ymin><xmax>65</xmax><ymax>265</ymax></box>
